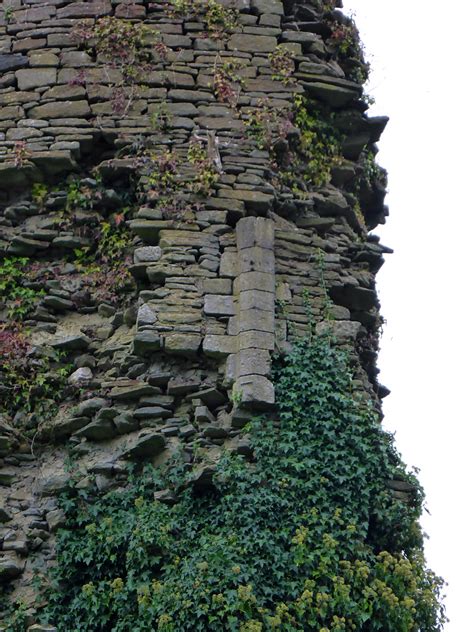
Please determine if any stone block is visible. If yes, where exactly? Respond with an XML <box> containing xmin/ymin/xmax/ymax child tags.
<box><xmin>301</xmin><ymin>81</ymin><xmax>360</xmax><ymax>108</ymax></box>
<box><xmin>195</xmin><ymin>406</ymin><xmax>215</xmax><ymax>423</ymax></box>
<box><xmin>42</xmin><ymin>85</ymin><xmax>86</xmax><ymax>101</ymax></box>
<box><xmin>239</xmin><ymin>308</ymin><xmax>275</xmax><ymax>333</ymax></box>
<box><xmin>164</xmin><ymin>334</ymin><xmax>202</xmax><ymax>356</ymax></box>
<box><xmin>133</xmin><ymin>331</ymin><xmax>162</xmax><ymax>356</ymax></box>
<box><xmin>219</xmin><ymin>189</ymin><xmax>274</xmax><ymax>213</ymax></box>
<box><xmin>134</xmin><ymin>246</ymin><xmax>163</xmax><ymax>264</ymax></box>
<box><xmin>147</xmin><ymin>70</ymin><xmax>194</xmax><ymax>88</ymax></box>
<box><xmin>159</xmin><ymin>230</ymin><xmax>218</xmax><ymax>249</ymax></box>
<box><xmin>115</xmin><ymin>3</ymin><xmax>146</xmax><ymax>18</ymax></box>
<box><xmin>251</xmin><ymin>0</ymin><xmax>284</xmax><ymax>14</ymax></box>
<box><xmin>52</xmin><ymin>334</ymin><xmax>90</xmax><ymax>351</ymax></box>
<box><xmin>235</xmin><ymin>374</ymin><xmax>274</xmax><ymax>408</ymax></box>
<box><xmin>0</xmin><ymin>54</ymin><xmax>28</xmax><ymax>73</ymax></box>
<box><xmin>202</xmin><ymin>278</ymin><xmax>232</xmax><ymax>295</ymax></box>
<box><xmin>129</xmin><ymin>220</ymin><xmax>171</xmax><ymax>244</ymax></box>
<box><xmin>28</xmin><ymin>100</ymin><xmax>91</xmax><ymax>119</ymax></box>
<box><xmin>239</xmin><ymin>289</ymin><xmax>273</xmax><ymax>312</ymax></box>
<box><xmin>228</xmin><ymin>34</ymin><xmax>277</xmax><ymax>53</ymax></box>
<box><xmin>121</xmin><ymin>431</ymin><xmax>165</xmax><ymax>459</ymax></box>
<box><xmin>30</xmin><ymin>151</ymin><xmax>77</xmax><ymax>176</ymax></box>
<box><xmin>315</xmin><ymin>320</ymin><xmax>362</xmax><ymax>341</ymax></box>
<box><xmin>191</xmin><ymin>387</ymin><xmax>228</xmax><ymax>408</ymax></box>
<box><xmin>244</xmin><ymin>78</ymin><xmax>294</xmax><ymax>93</ymax></box>
<box><xmin>236</xmin><ymin>271</ymin><xmax>274</xmax><ymax>293</ymax></box>
<box><xmin>13</xmin><ymin>37</ymin><xmax>47</xmax><ymax>53</ymax></box>
<box><xmin>196</xmin><ymin>116</ymin><xmax>244</xmax><ymax>131</ymax></box>
<box><xmin>207</xmin><ymin>197</ymin><xmax>245</xmax><ymax>214</ymax></box>
<box><xmin>239</xmin><ymin>246</ymin><xmax>275</xmax><ymax>274</ymax></box>
<box><xmin>74</xmin><ymin>418</ymin><xmax>117</xmax><ymax>441</ymax></box>
<box><xmin>29</xmin><ymin>52</ymin><xmax>59</xmax><ymax>68</ymax></box>
<box><xmin>57</xmin><ymin>1</ymin><xmax>112</xmax><ymax>19</ymax></box>
<box><xmin>133</xmin><ymin>406</ymin><xmax>172</xmax><ymax>420</ymax></box>
<box><xmin>203</xmin><ymin>334</ymin><xmax>238</xmax><ymax>358</ymax></box>
<box><xmin>137</xmin><ymin>304</ymin><xmax>157</xmax><ymax>326</ymax></box>
<box><xmin>0</xmin><ymin>105</ymin><xmax>23</xmax><ymax>120</ymax></box>
<box><xmin>204</xmin><ymin>294</ymin><xmax>235</xmax><ymax>317</ymax></box>
<box><xmin>168</xmin><ymin>89</ymin><xmax>214</xmax><ymax>103</ymax></box>
<box><xmin>239</xmin><ymin>330</ymin><xmax>274</xmax><ymax>351</ymax></box>
<box><xmin>236</xmin><ymin>216</ymin><xmax>274</xmax><ymax>250</ymax></box>
<box><xmin>220</xmin><ymin>250</ymin><xmax>238</xmax><ymax>278</ymax></box>
<box><xmin>238</xmin><ymin>348</ymin><xmax>271</xmax><ymax>377</ymax></box>
<box><xmin>110</xmin><ymin>383</ymin><xmax>161</xmax><ymax>401</ymax></box>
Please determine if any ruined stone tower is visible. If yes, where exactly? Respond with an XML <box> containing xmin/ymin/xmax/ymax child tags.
<box><xmin>0</xmin><ymin>1</ymin><xmax>446</xmax><ymax>630</ymax></box>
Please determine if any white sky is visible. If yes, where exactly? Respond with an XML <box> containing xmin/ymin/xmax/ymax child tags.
<box><xmin>341</xmin><ymin>1</ymin><xmax>474</xmax><ymax>629</ymax></box>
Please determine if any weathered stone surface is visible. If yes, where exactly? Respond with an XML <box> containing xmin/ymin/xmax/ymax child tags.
<box><xmin>202</xmin><ymin>278</ymin><xmax>232</xmax><ymax>295</ymax></box>
<box><xmin>204</xmin><ymin>295</ymin><xmax>235</xmax><ymax>317</ymax></box>
<box><xmin>74</xmin><ymin>397</ymin><xmax>107</xmax><ymax>417</ymax></box>
<box><xmin>57</xmin><ymin>1</ymin><xmax>111</xmax><ymax>19</ymax></box>
<box><xmin>46</xmin><ymin>510</ymin><xmax>66</xmax><ymax>532</ymax></box>
<box><xmin>121</xmin><ymin>431</ymin><xmax>166</xmax><ymax>459</ymax></box>
<box><xmin>75</xmin><ymin>418</ymin><xmax>117</xmax><ymax>441</ymax></box>
<box><xmin>239</xmin><ymin>289</ymin><xmax>273</xmax><ymax>311</ymax></box>
<box><xmin>301</xmin><ymin>81</ymin><xmax>360</xmax><ymax>107</ymax></box>
<box><xmin>236</xmin><ymin>271</ymin><xmax>275</xmax><ymax>294</ymax></box>
<box><xmin>29</xmin><ymin>52</ymin><xmax>59</xmax><ymax>68</ymax></box>
<box><xmin>220</xmin><ymin>251</ymin><xmax>238</xmax><ymax>278</ymax></box>
<box><xmin>239</xmin><ymin>308</ymin><xmax>275</xmax><ymax>333</ymax></box>
<box><xmin>168</xmin><ymin>89</ymin><xmax>214</xmax><ymax>103</ymax></box>
<box><xmin>228</xmin><ymin>34</ymin><xmax>277</xmax><ymax>52</ymax></box>
<box><xmin>52</xmin><ymin>334</ymin><xmax>91</xmax><ymax>351</ymax></box>
<box><xmin>0</xmin><ymin>559</ymin><xmax>23</xmax><ymax>583</ymax></box>
<box><xmin>0</xmin><ymin>0</ymin><xmax>390</xmax><ymax>608</ymax></box>
<box><xmin>129</xmin><ymin>220</ymin><xmax>171</xmax><ymax>244</ymax></box>
<box><xmin>134</xmin><ymin>246</ymin><xmax>162</xmax><ymax>264</ymax></box>
<box><xmin>37</xmin><ymin>474</ymin><xmax>70</xmax><ymax>496</ymax></box>
<box><xmin>68</xmin><ymin>367</ymin><xmax>93</xmax><ymax>385</ymax></box>
<box><xmin>133</xmin><ymin>406</ymin><xmax>172</xmax><ymax>420</ymax></box>
<box><xmin>237</xmin><ymin>218</ymin><xmax>273</xmax><ymax>250</ymax></box>
<box><xmin>235</xmin><ymin>374</ymin><xmax>274</xmax><ymax>408</ymax></box>
<box><xmin>0</xmin><ymin>54</ymin><xmax>28</xmax><ymax>73</ymax></box>
<box><xmin>239</xmin><ymin>330</ymin><xmax>275</xmax><ymax>351</ymax></box>
<box><xmin>28</xmin><ymin>100</ymin><xmax>91</xmax><ymax>119</ymax></box>
<box><xmin>251</xmin><ymin>0</ymin><xmax>284</xmax><ymax>14</ymax></box>
<box><xmin>0</xmin><ymin>105</ymin><xmax>23</xmax><ymax>120</ymax></box>
<box><xmin>159</xmin><ymin>230</ymin><xmax>218</xmax><ymax>249</ymax></box>
<box><xmin>15</xmin><ymin>68</ymin><xmax>56</xmax><ymax>90</ymax></box>
<box><xmin>239</xmin><ymin>246</ymin><xmax>275</xmax><ymax>274</ymax></box>
<box><xmin>133</xmin><ymin>331</ymin><xmax>162</xmax><ymax>356</ymax></box>
<box><xmin>203</xmin><ymin>334</ymin><xmax>238</xmax><ymax>358</ymax></box>
<box><xmin>238</xmin><ymin>348</ymin><xmax>272</xmax><ymax>376</ymax></box>
<box><xmin>110</xmin><ymin>383</ymin><xmax>161</xmax><ymax>401</ymax></box>
<box><xmin>164</xmin><ymin>334</ymin><xmax>202</xmax><ymax>356</ymax></box>
<box><xmin>219</xmin><ymin>189</ymin><xmax>274</xmax><ymax>213</ymax></box>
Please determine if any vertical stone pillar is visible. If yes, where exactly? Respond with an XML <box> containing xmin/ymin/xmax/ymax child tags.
<box><xmin>228</xmin><ymin>217</ymin><xmax>276</xmax><ymax>410</ymax></box>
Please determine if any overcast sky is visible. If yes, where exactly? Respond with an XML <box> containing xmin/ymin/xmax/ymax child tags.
<box><xmin>341</xmin><ymin>1</ymin><xmax>474</xmax><ymax>629</ymax></box>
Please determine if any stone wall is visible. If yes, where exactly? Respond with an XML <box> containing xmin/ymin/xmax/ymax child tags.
<box><xmin>0</xmin><ymin>0</ymin><xmax>391</xmax><ymax>623</ymax></box>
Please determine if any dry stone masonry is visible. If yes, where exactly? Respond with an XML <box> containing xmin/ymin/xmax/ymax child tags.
<box><xmin>0</xmin><ymin>0</ymin><xmax>394</xmax><ymax>625</ymax></box>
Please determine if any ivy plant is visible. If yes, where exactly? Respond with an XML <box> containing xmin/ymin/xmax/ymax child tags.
<box><xmin>36</xmin><ymin>336</ymin><xmax>445</xmax><ymax>631</ymax></box>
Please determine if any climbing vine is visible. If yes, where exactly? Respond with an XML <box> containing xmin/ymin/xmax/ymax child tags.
<box><xmin>34</xmin><ymin>336</ymin><xmax>445</xmax><ymax>631</ymax></box>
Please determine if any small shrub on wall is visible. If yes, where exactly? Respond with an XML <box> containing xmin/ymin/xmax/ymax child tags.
<box><xmin>36</xmin><ymin>336</ymin><xmax>445</xmax><ymax>631</ymax></box>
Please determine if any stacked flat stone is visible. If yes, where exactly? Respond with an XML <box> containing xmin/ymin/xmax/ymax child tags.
<box><xmin>0</xmin><ymin>0</ymin><xmax>392</xmax><ymax>617</ymax></box>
